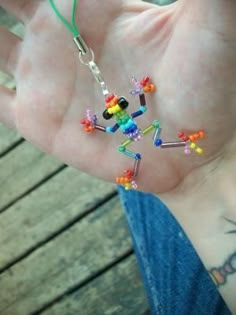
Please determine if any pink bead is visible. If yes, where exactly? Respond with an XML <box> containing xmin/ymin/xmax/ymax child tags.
<box><xmin>131</xmin><ymin>181</ymin><xmax>138</xmax><ymax>189</ymax></box>
<box><xmin>185</xmin><ymin>145</ymin><xmax>191</xmax><ymax>154</ymax></box>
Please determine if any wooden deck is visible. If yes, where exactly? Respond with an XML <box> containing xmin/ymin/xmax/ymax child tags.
<box><xmin>0</xmin><ymin>9</ymin><xmax>149</xmax><ymax>315</ymax></box>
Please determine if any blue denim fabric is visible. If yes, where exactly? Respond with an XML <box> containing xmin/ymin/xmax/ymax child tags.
<box><xmin>118</xmin><ymin>187</ymin><xmax>231</xmax><ymax>315</ymax></box>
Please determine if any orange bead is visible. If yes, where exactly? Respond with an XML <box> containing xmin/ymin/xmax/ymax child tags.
<box><xmin>113</xmin><ymin>96</ymin><xmax>119</xmax><ymax>105</ymax></box>
<box><xmin>149</xmin><ymin>84</ymin><xmax>155</xmax><ymax>92</ymax></box>
<box><xmin>194</xmin><ymin>133</ymin><xmax>200</xmax><ymax>140</ymax></box>
<box><xmin>199</xmin><ymin>130</ymin><xmax>205</xmax><ymax>138</ymax></box>
<box><xmin>189</xmin><ymin>135</ymin><xmax>195</xmax><ymax>142</ymax></box>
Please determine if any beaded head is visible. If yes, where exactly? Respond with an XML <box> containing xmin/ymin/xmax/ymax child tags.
<box><xmin>103</xmin><ymin>94</ymin><xmax>129</xmax><ymax>120</ymax></box>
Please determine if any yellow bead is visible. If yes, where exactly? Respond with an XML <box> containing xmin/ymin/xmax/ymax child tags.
<box><xmin>196</xmin><ymin>147</ymin><xmax>203</xmax><ymax>154</ymax></box>
<box><xmin>190</xmin><ymin>142</ymin><xmax>196</xmax><ymax>149</ymax></box>
<box><xmin>115</xmin><ymin>105</ymin><xmax>121</xmax><ymax>113</ymax></box>
<box><xmin>125</xmin><ymin>183</ymin><xmax>132</xmax><ymax>190</ymax></box>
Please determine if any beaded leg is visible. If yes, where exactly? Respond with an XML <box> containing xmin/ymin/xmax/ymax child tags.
<box><xmin>116</xmin><ymin>120</ymin><xmax>160</xmax><ymax>190</ymax></box>
<box><xmin>116</xmin><ymin>146</ymin><xmax>141</xmax><ymax>190</ymax></box>
<box><xmin>150</xmin><ymin>124</ymin><xmax>205</xmax><ymax>155</ymax></box>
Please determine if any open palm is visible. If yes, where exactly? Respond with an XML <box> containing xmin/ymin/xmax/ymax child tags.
<box><xmin>1</xmin><ymin>0</ymin><xmax>236</xmax><ymax>194</ymax></box>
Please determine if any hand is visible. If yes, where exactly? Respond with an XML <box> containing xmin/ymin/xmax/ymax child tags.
<box><xmin>0</xmin><ymin>0</ymin><xmax>235</xmax><ymax>194</ymax></box>
<box><xmin>1</xmin><ymin>1</ymin><xmax>236</xmax><ymax>311</ymax></box>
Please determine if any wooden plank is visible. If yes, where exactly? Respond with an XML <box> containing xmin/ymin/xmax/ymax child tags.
<box><xmin>0</xmin><ymin>198</ymin><xmax>133</xmax><ymax>315</ymax></box>
<box><xmin>0</xmin><ymin>166</ymin><xmax>115</xmax><ymax>269</ymax></box>
<box><xmin>0</xmin><ymin>125</ymin><xmax>21</xmax><ymax>155</ymax></box>
<box><xmin>0</xmin><ymin>141</ymin><xmax>63</xmax><ymax>210</ymax></box>
<box><xmin>0</xmin><ymin>12</ymin><xmax>24</xmax><ymax>89</ymax></box>
<box><xmin>0</xmin><ymin>8</ymin><xmax>19</xmax><ymax>29</ymax></box>
<box><xmin>0</xmin><ymin>11</ymin><xmax>24</xmax><ymax>150</ymax></box>
<box><xmin>42</xmin><ymin>255</ymin><xmax>148</xmax><ymax>315</ymax></box>
<box><xmin>0</xmin><ymin>8</ymin><xmax>24</xmax><ymax>36</ymax></box>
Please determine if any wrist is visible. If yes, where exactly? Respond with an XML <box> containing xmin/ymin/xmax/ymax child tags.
<box><xmin>160</xmin><ymin>156</ymin><xmax>236</xmax><ymax>312</ymax></box>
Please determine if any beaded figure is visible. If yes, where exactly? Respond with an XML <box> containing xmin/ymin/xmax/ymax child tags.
<box><xmin>81</xmin><ymin>76</ymin><xmax>206</xmax><ymax>190</ymax></box>
<box><xmin>48</xmin><ymin>0</ymin><xmax>206</xmax><ymax>191</ymax></box>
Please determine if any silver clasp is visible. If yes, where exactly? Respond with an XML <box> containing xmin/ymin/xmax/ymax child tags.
<box><xmin>88</xmin><ymin>61</ymin><xmax>109</xmax><ymax>96</ymax></box>
<box><xmin>74</xmin><ymin>35</ymin><xmax>109</xmax><ymax>96</ymax></box>
<box><xmin>73</xmin><ymin>35</ymin><xmax>89</xmax><ymax>55</ymax></box>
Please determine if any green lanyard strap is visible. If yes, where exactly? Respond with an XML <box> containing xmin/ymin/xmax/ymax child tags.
<box><xmin>49</xmin><ymin>0</ymin><xmax>79</xmax><ymax>36</ymax></box>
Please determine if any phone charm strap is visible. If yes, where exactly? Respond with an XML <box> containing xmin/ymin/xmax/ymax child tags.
<box><xmin>49</xmin><ymin>0</ymin><xmax>109</xmax><ymax>95</ymax></box>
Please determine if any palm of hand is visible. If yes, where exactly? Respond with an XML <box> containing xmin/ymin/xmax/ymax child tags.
<box><xmin>5</xmin><ymin>0</ymin><xmax>236</xmax><ymax>193</ymax></box>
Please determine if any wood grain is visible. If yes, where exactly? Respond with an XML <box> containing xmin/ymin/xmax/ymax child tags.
<box><xmin>0</xmin><ymin>166</ymin><xmax>115</xmax><ymax>269</ymax></box>
<box><xmin>0</xmin><ymin>10</ymin><xmax>24</xmax><ymax>151</ymax></box>
<box><xmin>0</xmin><ymin>125</ymin><xmax>21</xmax><ymax>155</ymax></box>
<box><xmin>42</xmin><ymin>255</ymin><xmax>148</xmax><ymax>315</ymax></box>
<box><xmin>0</xmin><ymin>141</ymin><xmax>62</xmax><ymax>210</ymax></box>
<box><xmin>0</xmin><ymin>198</ymin><xmax>133</xmax><ymax>315</ymax></box>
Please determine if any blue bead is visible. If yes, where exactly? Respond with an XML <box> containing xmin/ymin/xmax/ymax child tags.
<box><xmin>106</xmin><ymin>127</ymin><xmax>113</xmax><ymax>133</ymax></box>
<box><xmin>155</xmin><ymin>139</ymin><xmax>163</xmax><ymax>147</ymax></box>
<box><xmin>140</xmin><ymin>106</ymin><xmax>147</xmax><ymax>113</ymax></box>
<box><xmin>135</xmin><ymin>153</ymin><xmax>142</xmax><ymax>160</ymax></box>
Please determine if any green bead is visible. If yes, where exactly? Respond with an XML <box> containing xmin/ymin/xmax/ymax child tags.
<box><xmin>152</xmin><ymin>120</ymin><xmax>160</xmax><ymax>128</ymax></box>
<box><xmin>118</xmin><ymin>146</ymin><xmax>125</xmax><ymax>152</ymax></box>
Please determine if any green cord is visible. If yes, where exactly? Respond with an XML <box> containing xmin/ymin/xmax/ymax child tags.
<box><xmin>71</xmin><ymin>0</ymin><xmax>78</xmax><ymax>35</ymax></box>
<box><xmin>49</xmin><ymin>0</ymin><xmax>79</xmax><ymax>36</ymax></box>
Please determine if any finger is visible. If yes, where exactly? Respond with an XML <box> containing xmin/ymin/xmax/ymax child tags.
<box><xmin>0</xmin><ymin>26</ymin><xmax>21</xmax><ymax>76</ymax></box>
<box><xmin>0</xmin><ymin>85</ymin><xmax>16</xmax><ymax>128</ymax></box>
<box><xmin>0</xmin><ymin>0</ymin><xmax>40</xmax><ymax>23</ymax></box>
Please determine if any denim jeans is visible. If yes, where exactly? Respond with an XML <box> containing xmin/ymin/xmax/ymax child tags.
<box><xmin>118</xmin><ymin>187</ymin><xmax>231</xmax><ymax>315</ymax></box>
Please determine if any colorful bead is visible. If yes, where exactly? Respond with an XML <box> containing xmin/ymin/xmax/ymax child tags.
<box><xmin>106</xmin><ymin>126</ymin><xmax>113</xmax><ymax>133</ymax></box>
<box><xmin>118</xmin><ymin>146</ymin><xmax>125</xmax><ymax>152</ymax></box>
<box><xmin>81</xmin><ymin>119</ymin><xmax>95</xmax><ymax>133</ymax></box>
<box><xmin>184</xmin><ymin>145</ymin><xmax>191</xmax><ymax>154</ymax></box>
<box><xmin>189</xmin><ymin>135</ymin><xmax>195</xmax><ymax>142</ymax></box>
<box><xmin>155</xmin><ymin>139</ymin><xmax>163</xmax><ymax>147</ymax></box>
<box><xmin>140</xmin><ymin>106</ymin><xmax>147</xmax><ymax>113</ymax></box>
<box><xmin>190</xmin><ymin>142</ymin><xmax>196</xmax><ymax>149</ymax></box>
<box><xmin>140</xmin><ymin>76</ymin><xmax>150</xmax><ymax>87</ymax></box>
<box><xmin>152</xmin><ymin>120</ymin><xmax>160</xmax><ymax>128</ymax></box>
<box><xmin>143</xmin><ymin>124</ymin><xmax>155</xmax><ymax>135</ymax></box>
<box><xmin>143</xmin><ymin>84</ymin><xmax>155</xmax><ymax>93</ymax></box>
<box><xmin>183</xmin><ymin>136</ymin><xmax>189</xmax><ymax>141</ymax></box>
<box><xmin>105</xmin><ymin>93</ymin><xmax>115</xmax><ymax>103</ymax></box>
<box><xmin>178</xmin><ymin>132</ymin><xmax>184</xmax><ymax>138</ymax></box>
<box><xmin>196</xmin><ymin>147</ymin><xmax>203</xmax><ymax>154</ymax></box>
<box><xmin>199</xmin><ymin>130</ymin><xmax>205</xmax><ymax>138</ymax></box>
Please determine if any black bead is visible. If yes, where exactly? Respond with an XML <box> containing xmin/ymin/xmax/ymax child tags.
<box><xmin>103</xmin><ymin>109</ymin><xmax>113</xmax><ymax>120</ymax></box>
<box><xmin>118</xmin><ymin>97</ymin><xmax>129</xmax><ymax>109</ymax></box>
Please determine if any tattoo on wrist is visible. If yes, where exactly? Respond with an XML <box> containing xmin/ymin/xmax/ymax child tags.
<box><xmin>223</xmin><ymin>217</ymin><xmax>236</xmax><ymax>234</ymax></box>
<box><xmin>209</xmin><ymin>253</ymin><xmax>236</xmax><ymax>287</ymax></box>
<box><xmin>209</xmin><ymin>217</ymin><xmax>236</xmax><ymax>287</ymax></box>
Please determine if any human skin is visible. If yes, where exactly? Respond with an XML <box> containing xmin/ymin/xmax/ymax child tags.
<box><xmin>0</xmin><ymin>0</ymin><xmax>235</xmax><ymax>312</ymax></box>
